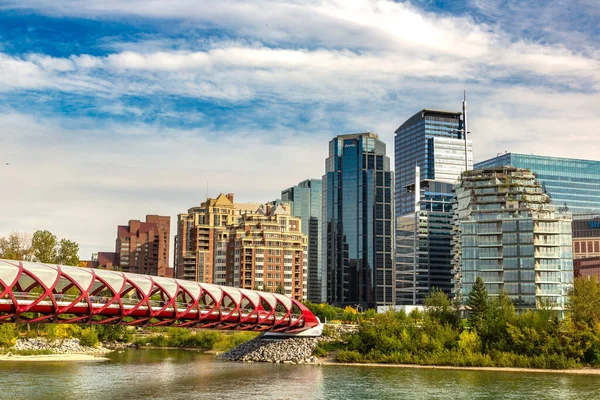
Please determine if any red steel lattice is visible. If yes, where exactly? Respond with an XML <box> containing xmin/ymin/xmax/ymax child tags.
<box><xmin>0</xmin><ymin>260</ymin><xmax>320</xmax><ymax>332</ymax></box>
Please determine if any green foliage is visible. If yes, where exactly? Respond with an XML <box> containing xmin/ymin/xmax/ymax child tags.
<box><xmin>31</xmin><ymin>230</ymin><xmax>59</xmax><ymax>263</ymax></box>
<box><xmin>2</xmin><ymin>349</ymin><xmax>55</xmax><ymax>356</ymax></box>
<box><xmin>567</xmin><ymin>276</ymin><xmax>600</xmax><ymax>327</ymax></box>
<box><xmin>303</xmin><ymin>301</ymin><xmax>343</xmax><ymax>322</ymax></box>
<box><xmin>467</xmin><ymin>277</ymin><xmax>488</xmax><ymax>333</ymax></box>
<box><xmin>0</xmin><ymin>324</ymin><xmax>18</xmax><ymax>348</ymax></box>
<box><xmin>336</xmin><ymin>350</ymin><xmax>363</xmax><ymax>363</ymax></box>
<box><xmin>79</xmin><ymin>327</ymin><xmax>99</xmax><ymax>347</ymax></box>
<box><xmin>56</xmin><ymin>239</ymin><xmax>80</xmax><ymax>266</ymax></box>
<box><xmin>424</xmin><ymin>288</ymin><xmax>460</xmax><ymax>328</ymax></box>
<box><xmin>275</xmin><ymin>285</ymin><xmax>285</xmax><ymax>295</ymax></box>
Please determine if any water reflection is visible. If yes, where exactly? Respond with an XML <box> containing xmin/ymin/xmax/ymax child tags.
<box><xmin>0</xmin><ymin>350</ymin><xmax>598</xmax><ymax>400</ymax></box>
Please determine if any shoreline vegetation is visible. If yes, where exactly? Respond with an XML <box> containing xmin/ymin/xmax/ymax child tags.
<box><xmin>312</xmin><ymin>276</ymin><xmax>600</xmax><ymax>371</ymax></box>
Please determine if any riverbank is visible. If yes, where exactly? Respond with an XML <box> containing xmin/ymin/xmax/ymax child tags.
<box><xmin>319</xmin><ymin>357</ymin><xmax>600</xmax><ymax>375</ymax></box>
<box><xmin>0</xmin><ymin>353</ymin><xmax>109</xmax><ymax>362</ymax></box>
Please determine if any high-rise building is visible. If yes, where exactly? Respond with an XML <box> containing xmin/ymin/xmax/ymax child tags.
<box><xmin>281</xmin><ymin>179</ymin><xmax>322</xmax><ymax>302</ymax></box>
<box><xmin>323</xmin><ymin>132</ymin><xmax>394</xmax><ymax>309</ymax></box>
<box><xmin>453</xmin><ymin>167</ymin><xmax>573</xmax><ymax>313</ymax></box>
<box><xmin>394</xmin><ymin>108</ymin><xmax>473</xmax><ymax>304</ymax></box>
<box><xmin>394</xmin><ymin>109</ymin><xmax>473</xmax><ymax>216</ymax></box>
<box><xmin>224</xmin><ymin>203</ymin><xmax>308</xmax><ymax>301</ymax></box>
<box><xmin>173</xmin><ymin>193</ymin><xmax>261</xmax><ymax>284</ymax></box>
<box><xmin>115</xmin><ymin>215</ymin><xmax>171</xmax><ymax>277</ymax></box>
<box><xmin>475</xmin><ymin>153</ymin><xmax>600</xmax><ymax>215</ymax></box>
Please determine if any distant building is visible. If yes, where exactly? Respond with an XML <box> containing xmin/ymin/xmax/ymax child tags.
<box><xmin>574</xmin><ymin>257</ymin><xmax>600</xmax><ymax>279</ymax></box>
<box><xmin>454</xmin><ymin>167</ymin><xmax>573</xmax><ymax>312</ymax></box>
<box><xmin>224</xmin><ymin>203</ymin><xmax>308</xmax><ymax>301</ymax></box>
<box><xmin>116</xmin><ymin>215</ymin><xmax>171</xmax><ymax>277</ymax></box>
<box><xmin>394</xmin><ymin>108</ymin><xmax>473</xmax><ymax>304</ymax></box>
<box><xmin>323</xmin><ymin>132</ymin><xmax>394</xmax><ymax>309</ymax></box>
<box><xmin>475</xmin><ymin>153</ymin><xmax>600</xmax><ymax>215</ymax></box>
<box><xmin>281</xmin><ymin>179</ymin><xmax>323</xmax><ymax>302</ymax></box>
<box><xmin>572</xmin><ymin>214</ymin><xmax>600</xmax><ymax>259</ymax></box>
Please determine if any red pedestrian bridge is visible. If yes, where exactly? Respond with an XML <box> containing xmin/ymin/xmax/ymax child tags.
<box><xmin>0</xmin><ymin>260</ymin><xmax>321</xmax><ymax>335</ymax></box>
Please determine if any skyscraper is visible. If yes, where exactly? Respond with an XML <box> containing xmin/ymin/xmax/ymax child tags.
<box><xmin>394</xmin><ymin>108</ymin><xmax>473</xmax><ymax>304</ymax></box>
<box><xmin>453</xmin><ymin>167</ymin><xmax>573</xmax><ymax>313</ymax></box>
<box><xmin>323</xmin><ymin>133</ymin><xmax>394</xmax><ymax>309</ymax></box>
<box><xmin>281</xmin><ymin>179</ymin><xmax>323</xmax><ymax>302</ymax></box>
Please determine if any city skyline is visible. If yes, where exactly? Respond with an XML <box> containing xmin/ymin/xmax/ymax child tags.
<box><xmin>1</xmin><ymin>0</ymin><xmax>599</xmax><ymax>261</ymax></box>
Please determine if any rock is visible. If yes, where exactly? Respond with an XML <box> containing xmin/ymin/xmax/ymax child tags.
<box><xmin>217</xmin><ymin>336</ymin><xmax>321</xmax><ymax>364</ymax></box>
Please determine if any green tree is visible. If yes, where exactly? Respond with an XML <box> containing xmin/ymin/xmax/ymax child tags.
<box><xmin>275</xmin><ymin>285</ymin><xmax>285</xmax><ymax>295</ymax></box>
<box><xmin>0</xmin><ymin>323</ymin><xmax>18</xmax><ymax>348</ymax></box>
<box><xmin>424</xmin><ymin>287</ymin><xmax>460</xmax><ymax>328</ymax></box>
<box><xmin>568</xmin><ymin>276</ymin><xmax>600</xmax><ymax>327</ymax></box>
<box><xmin>31</xmin><ymin>230</ymin><xmax>58</xmax><ymax>263</ymax></box>
<box><xmin>56</xmin><ymin>239</ymin><xmax>79</xmax><ymax>266</ymax></box>
<box><xmin>467</xmin><ymin>277</ymin><xmax>488</xmax><ymax>332</ymax></box>
<box><xmin>0</xmin><ymin>232</ymin><xmax>34</xmax><ymax>261</ymax></box>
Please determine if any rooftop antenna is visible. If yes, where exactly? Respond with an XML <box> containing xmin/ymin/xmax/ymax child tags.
<box><xmin>462</xmin><ymin>90</ymin><xmax>469</xmax><ymax>171</ymax></box>
<box><xmin>206</xmin><ymin>182</ymin><xmax>209</xmax><ymax>200</ymax></box>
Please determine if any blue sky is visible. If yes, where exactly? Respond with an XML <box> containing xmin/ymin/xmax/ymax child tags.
<box><xmin>0</xmin><ymin>0</ymin><xmax>598</xmax><ymax>261</ymax></box>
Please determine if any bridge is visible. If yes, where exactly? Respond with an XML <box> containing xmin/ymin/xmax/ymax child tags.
<box><xmin>0</xmin><ymin>259</ymin><xmax>321</xmax><ymax>334</ymax></box>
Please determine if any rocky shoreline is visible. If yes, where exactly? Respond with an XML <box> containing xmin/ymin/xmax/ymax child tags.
<box><xmin>217</xmin><ymin>336</ymin><xmax>320</xmax><ymax>364</ymax></box>
<box><xmin>10</xmin><ymin>338</ymin><xmax>112</xmax><ymax>356</ymax></box>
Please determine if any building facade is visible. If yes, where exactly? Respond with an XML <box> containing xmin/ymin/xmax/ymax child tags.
<box><xmin>475</xmin><ymin>153</ymin><xmax>600</xmax><ymax>215</ymax></box>
<box><xmin>281</xmin><ymin>179</ymin><xmax>323</xmax><ymax>302</ymax></box>
<box><xmin>173</xmin><ymin>193</ymin><xmax>262</xmax><ymax>284</ymax></box>
<box><xmin>573</xmin><ymin>214</ymin><xmax>600</xmax><ymax>259</ymax></box>
<box><xmin>574</xmin><ymin>257</ymin><xmax>600</xmax><ymax>279</ymax></box>
<box><xmin>453</xmin><ymin>167</ymin><xmax>573</xmax><ymax>312</ymax></box>
<box><xmin>224</xmin><ymin>203</ymin><xmax>308</xmax><ymax>301</ymax></box>
<box><xmin>394</xmin><ymin>109</ymin><xmax>472</xmax><ymax>216</ymax></box>
<box><xmin>323</xmin><ymin>133</ymin><xmax>394</xmax><ymax>309</ymax></box>
<box><xmin>394</xmin><ymin>108</ymin><xmax>473</xmax><ymax>304</ymax></box>
<box><xmin>115</xmin><ymin>215</ymin><xmax>171</xmax><ymax>277</ymax></box>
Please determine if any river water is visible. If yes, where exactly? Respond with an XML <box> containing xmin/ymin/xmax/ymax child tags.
<box><xmin>0</xmin><ymin>349</ymin><xmax>598</xmax><ymax>400</ymax></box>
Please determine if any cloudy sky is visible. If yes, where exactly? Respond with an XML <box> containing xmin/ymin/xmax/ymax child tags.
<box><xmin>0</xmin><ymin>0</ymin><xmax>598</xmax><ymax>261</ymax></box>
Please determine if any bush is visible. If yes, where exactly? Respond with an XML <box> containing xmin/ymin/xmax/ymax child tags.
<box><xmin>336</xmin><ymin>350</ymin><xmax>363</xmax><ymax>363</ymax></box>
<box><xmin>0</xmin><ymin>323</ymin><xmax>18</xmax><ymax>348</ymax></box>
<box><xmin>79</xmin><ymin>327</ymin><xmax>99</xmax><ymax>347</ymax></box>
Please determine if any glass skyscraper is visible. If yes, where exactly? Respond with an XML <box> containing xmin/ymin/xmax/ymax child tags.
<box><xmin>394</xmin><ymin>109</ymin><xmax>473</xmax><ymax>216</ymax></box>
<box><xmin>454</xmin><ymin>167</ymin><xmax>573</xmax><ymax>313</ymax></box>
<box><xmin>281</xmin><ymin>179</ymin><xmax>323</xmax><ymax>303</ymax></box>
<box><xmin>323</xmin><ymin>133</ymin><xmax>394</xmax><ymax>309</ymax></box>
<box><xmin>475</xmin><ymin>153</ymin><xmax>600</xmax><ymax>215</ymax></box>
<box><xmin>394</xmin><ymin>109</ymin><xmax>473</xmax><ymax>304</ymax></box>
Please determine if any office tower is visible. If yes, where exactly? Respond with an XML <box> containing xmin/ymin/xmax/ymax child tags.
<box><xmin>453</xmin><ymin>167</ymin><xmax>573</xmax><ymax>313</ymax></box>
<box><xmin>173</xmin><ymin>193</ymin><xmax>261</xmax><ymax>283</ymax></box>
<box><xmin>323</xmin><ymin>133</ymin><xmax>394</xmax><ymax>309</ymax></box>
<box><xmin>394</xmin><ymin>108</ymin><xmax>473</xmax><ymax>304</ymax></box>
<box><xmin>115</xmin><ymin>215</ymin><xmax>171</xmax><ymax>277</ymax></box>
<box><xmin>224</xmin><ymin>203</ymin><xmax>308</xmax><ymax>301</ymax></box>
<box><xmin>475</xmin><ymin>153</ymin><xmax>600</xmax><ymax>215</ymax></box>
<box><xmin>281</xmin><ymin>179</ymin><xmax>323</xmax><ymax>302</ymax></box>
<box><xmin>395</xmin><ymin>109</ymin><xmax>473</xmax><ymax>216</ymax></box>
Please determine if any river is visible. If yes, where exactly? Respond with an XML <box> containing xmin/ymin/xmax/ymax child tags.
<box><xmin>0</xmin><ymin>349</ymin><xmax>598</xmax><ymax>399</ymax></box>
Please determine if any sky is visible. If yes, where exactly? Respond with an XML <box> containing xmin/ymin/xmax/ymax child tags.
<box><xmin>0</xmin><ymin>0</ymin><xmax>598</xmax><ymax>261</ymax></box>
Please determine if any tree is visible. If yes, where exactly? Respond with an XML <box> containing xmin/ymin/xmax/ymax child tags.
<box><xmin>31</xmin><ymin>230</ymin><xmax>58</xmax><ymax>263</ymax></box>
<box><xmin>275</xmin><ymin>285</ymin><xmax>285</xmax><ymax>295</ymax></box>
<box><xmin>0</xmin><ymin>232</ymin><xmax>34</xmax><ymax>260</ymax></box>
<box><xmin>424</xmin><ymin>288</ymin><xmax>460</xmax><ymax>327</ymax></box>
<box><xmin>467</xmin><ymin>277</ymin><xmax>488</xmax><ymax>332</ymax></box>
<box><xmin>567</xmin><ymin>276</ymin><xmax>600</xmax><ymax>327</ymax></box>
<box><xmin>56</xmin><ymin>239</ymin><xmax>79</xmax><ymax>266</ymax></box>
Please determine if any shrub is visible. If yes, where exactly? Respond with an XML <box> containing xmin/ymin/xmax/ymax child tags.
<box><xmin>336</xmin><ymin>350</ymin><xmax>363</xmax><ymax>363</ymax></box>
<box><xmin>79</xmin><ymin>327</ymin><xmax>99</xmax><ymax>347</ymax></box>
<box><xmin>0</xmin><ymin>323</ymin><xmax>18</xmax><ymax>348</ymax></box>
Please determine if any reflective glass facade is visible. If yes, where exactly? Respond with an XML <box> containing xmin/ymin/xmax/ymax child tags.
<box><xmin>475</xmin><ymin>153</ymin><xmax>600</xmax><ymax>215</ymax></box>
<box><xmin>454</xmin><ymin>167</ymin><xmax>573</xmax><ymax>312</ymax></box>
<box><xmin>394</xmin><ymin>109</ymin><xmax>472</xmax><ymax>216</ymax></box>
<box><xmin>323</xmin><ymin>133</ymin><xmax>394</xmax><ymax>309</ymax></box>
<box><xmin>282</xmin><ymin>179</ymin><xmax>323</xmax><ymax>303</ymax></box>
<box><xmin>394</xmin><ymin>109</ymin><xmax>472</xmax><ymax>304</ymax></box>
